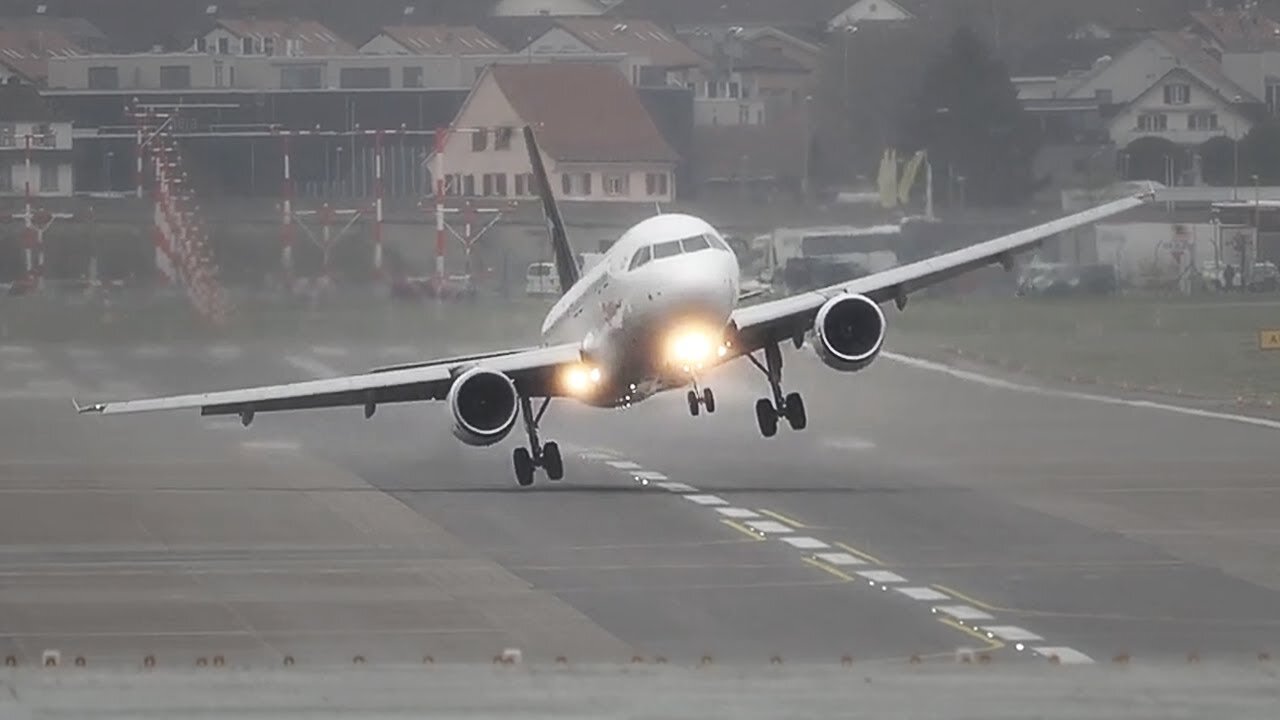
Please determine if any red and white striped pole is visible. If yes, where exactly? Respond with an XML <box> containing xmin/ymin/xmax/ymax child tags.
<box><xmin>373</xmin><ymin>129</ymin><xmax>384</xmax><ymax>275</ymax></box>
<box><xmin>281</xmin><ymin>132</ymin><xmax>294</xmax><ymax>274</ymax></box>
<box><xmin>433</xmin><ymin>126</ymin><xmax>447</xmax><ymax>289</ymax></box>
<box><xmin>22</xmin><ymin>133</ymin><xmax>34</xmax><ymax>282</ymax></box>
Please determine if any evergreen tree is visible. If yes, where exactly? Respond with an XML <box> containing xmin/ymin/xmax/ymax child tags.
<box><xmin>899</xmin><ymin>27</ymin><xmax>1042</xmax><ymax>206</ymax></box>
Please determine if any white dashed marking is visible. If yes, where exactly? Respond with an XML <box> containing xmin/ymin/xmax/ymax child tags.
<box><xmin>935</xmin><ymin>605</ymin><xmax>995</xmax><ymax>621</ymax></box>
<box><xmin>895</xmin><ymin>587</ymin><xmax>950</xmax><ymax>601</ymax></box>
<box><xmin>133</xmin><ymin>344</ymin><xmax>172</xmax><ymax>358</ymax></box>
<box><xmin>822</xmin><ymin>437</ymin><xmax>877</xmax><ymax>451</ymax></box>
<box><xmin>655</xmin><ymin>481</ymin><xmax>697</xmax><ymax>493</ymax></box>
<box><xmin>813</xmin><ymin>552</ymin><xmax>866</xmax><ymax>566</ymax></box>
<box><xmin>633</xmin><ymin>470</ymin><xmax>668</xmax><ymax>480</ymax></box>
<box><xmin>684</xmin><ymin>494</ymin><xmax>728</xmax><ymax>506</ymax></box>
<box><xmin>981</xmin><ymin>625</ymin><xmax>1044</xmax><ymax>642</ymax></box>
<box><xmin>286</xmin><ymin>355</ymin><xmax>339</xmax><ymax>379</ymax></box>
<box><xmin>857</xmin><ymin>570</ymin><xmax>907</xmax><ymax>583</ymax></box>
<box><xmin>780</xmin><ymin>536</ymin><xmax>830</xmax><ymax>549</ymax></box>
<box><xmin>1032</xmin><ymin>646</ymin><xmax>1095</xmax><ymax>664</ymax></box>
<box><xmin>606</xmin><ymin>460</ymin><xmax>642</xmax><ymax>470</ymax></box>
<box><xmin>579</xmin><ymin>452</ymin><xmax>616</xmax><ymax>461</ymax></box>
<box><xmin>715</xmin><ymin>507</ymin><xmax>761</xmax><ymax>519</ymax></box>
<box><xmin>241</xmin><ymin>440</ymin><xmax>301</xmax><ymax>452</ymax></box>
<box><xmin>745</xmin><ymin>520</ymin><xmax>794</xmax><ymax>534</ymax></box>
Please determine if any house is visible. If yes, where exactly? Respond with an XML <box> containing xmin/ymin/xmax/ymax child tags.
<box><xmin>739</xmin><ymin>26</ymin><xmax>824</xmax><ymax>72</ymax></box>
<box><xmin>604</xmin><ymin>0</ymin><xmax>853</xmax><ymax>33</ymax></box>
<box><xmin>0</xmin><ymin>28</ymin><xmax>84</xmax><ymax>85</ymax></box>
<box><xmin>0</xmin><ymin>82</ymin><xmax>74</xmax><ymax>196</ymax></box>
<box><xmin>680</xmin><ymin>30</ymin><xmax>813</xmax><ymax>125</ymax></box>
<box><xmin>524</xmin><ymin>17</ymin><xmax>706</xmax><ymax>85</ymax></box>
<box><xmin>489</xmin><ymin>0</ymin><xmax>609</xmax><ymax>16</ymax></box>
<box><xmin>360</xmin><ymin>25</ymin><xmax>508</xmax><ymax>55</ymax></box>
<box><xmin>0</xmin><ymin>15</ymin><xmax>108</xmax><ymax>53</ymax></box>
<box><xmin>191</xmin><ymin>17</ymin><xmax>356</xmax><ymax>56</ymax></box>
<box><xmin>436</xmin><ymin>62</ymin><xmax>678</xmax><ymax>203</ymax></box>
<box><xmin>827</xmin><ymin>0</ymin><xmax>914</xmax><ymax>28</ymax></box>
<box><xmin>1187</xmin><ymin>9</ymin><xmax>1280</xmax><ymax>117</ymax></box>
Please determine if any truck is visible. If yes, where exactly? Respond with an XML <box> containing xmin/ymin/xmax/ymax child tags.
<box><xmin>755</xmin><ymin>225</ymin><xmax>903</xmax><ymax>294</ymax></box>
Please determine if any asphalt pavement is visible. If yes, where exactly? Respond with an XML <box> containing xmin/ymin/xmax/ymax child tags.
<box><xmin>2</xmin><ymin>327</ymin><xmax>1279</xmax><ymax>668</ymax></box>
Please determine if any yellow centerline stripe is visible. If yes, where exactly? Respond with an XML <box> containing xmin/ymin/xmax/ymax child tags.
<box><xmin>802</xmin><ymin>556</ymin><xmax>855</xmax><ymax>582</ymax></box>
<box><xmin>834</xmin><ymin>541</ymin><xmax>884</xmax><ymax>566</ymax></box>
<box><xmin>936</xmin><ymin>617</ymin><xmax>1005</xmax><ymax>651</ymax></box>
<box><xmin>720</xmin><ymin>519</ymin><xmax>765</xmax><ymax>541</ymax></box>
<box><xmin>756</xmin><ymin>508</ymin><xmax>807</xmax><ymax>528</ymax></box>
<box><xmin>931</xmin><ymin>584</ymin><xmax>1009</xmax><ymax>612</ymax></box>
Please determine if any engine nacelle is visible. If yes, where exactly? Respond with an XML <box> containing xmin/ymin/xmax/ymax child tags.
<box><xmin>447</xmin><ymin>367</ymin><xmax>519</xmax><ymax>447</ymax></box>
<box><xmin>812</xmin><ymin>293</ymin><xmax>887</xmax><ymax>372</ymax></box>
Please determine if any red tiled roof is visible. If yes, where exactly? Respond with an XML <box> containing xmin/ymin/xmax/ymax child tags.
<box><xmin>1152</xmin><ymin>30</ymin><xmax>1258</xmax><ymax>101</ymax></box>
<box><xmin>214</xmin><ymin>18</ymin><xmax>355</xmax><ymax>55</ymax></box>
<box><xmin>0</xmin><ymin>28</ymin><xmax>84</xmax><ymax>83</ymax></box>
<box><xmin>555</xmin><ymin>17</ymin><xmax>706</xmax><ymax>68</ymax></box>
<box><xmin>376</xmin><ymin>25</ymin><xmax>508</xmax><ymax>54</ymax></box>
<box><xmin>1188</xmin><ymin>9</ymin><xmax>1280</xmax><ymax>52</ymax></box>
<box><xmin>487</xmin><ymin>62</ymin><xmax>679</xmax><ymax>163</ymax></box>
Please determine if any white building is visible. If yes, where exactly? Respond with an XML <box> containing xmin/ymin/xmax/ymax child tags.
<box><xmin>0</xmin><ymin>84</ymin><xmax>74</xmax><ymax>196</ymax></box>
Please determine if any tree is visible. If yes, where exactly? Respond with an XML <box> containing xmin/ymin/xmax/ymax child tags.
<box><xmin>1123</xmin><ymin>136</ymin><xmax>1182</xmax><ymax>183</ymax></box>
<box><xmin>898</xmin><ymin>27</ymin><xmax>1043</xmax><ymax>206</ymax></box>
<box><xmin>1198</xmin><ymin>136</ymin><xmax>1237</xmax><ymax>186</ymax></box>
<box><xmin>1241</xmin><ymin>121</ymin><xmax>1280</xmax><ymax>185</ymax></box>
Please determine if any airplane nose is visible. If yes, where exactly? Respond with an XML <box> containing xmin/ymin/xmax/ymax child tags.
<box><xmin>652</xmin><ymin>254</ymin><xmax>735</xmax><ymax>322</ymax></box>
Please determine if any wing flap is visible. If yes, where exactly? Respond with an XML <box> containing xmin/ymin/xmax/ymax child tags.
<box><xmin>78</xmin><ymin>342</ymin><xmax>583</xmax><ymax>416</ymax></box>
<box><xmin>731</xmin><ymin>192</ymin><xmax>1150</xmax><ymax>346</ymax></box>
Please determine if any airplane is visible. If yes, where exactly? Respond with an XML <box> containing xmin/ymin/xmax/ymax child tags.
<box><xmin>76</xmin><ymin>126</ymin><xmax>1153</xmax><ymax>487</ymax></box>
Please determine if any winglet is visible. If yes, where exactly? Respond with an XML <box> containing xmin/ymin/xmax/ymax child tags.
<box><xmin>73</xmin><ymin>398</ymin><xmax>106</xmax><ymax>414</ymax></box>
<box><xmin>522</xmin><ymin>125</ymin><xmax>579</xmax><ymax>294</ymax></box>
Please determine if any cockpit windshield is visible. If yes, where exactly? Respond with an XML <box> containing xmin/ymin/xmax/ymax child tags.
<box><xmin>628</xmin><ymin>233</ymin><xmax>726</xmax><ymax>271</ymax></box>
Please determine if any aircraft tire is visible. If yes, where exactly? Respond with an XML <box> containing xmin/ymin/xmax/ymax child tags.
<box><xmin>784</xmin><ymin>392</ymin><xmax>807</xmax><ymax>431</ymax></box>
<box><xmin>687</xmin><ymin>390</ymin><xmax>700</xmax><ymax>417</ymax></box>
<box><xmin>543</xmin><ymin>441</ymin><xmax>564</xmax><ymax>481</ymax></box>
<box><xmin>703</xmin><ymin>387</ymin><xmax>716</xmax><ymax>413</ymax></box>
<box><xmin>756</xmin><ymin>398</ymin><xmax>778</xmax><ymax>438</ymax></box>
<box><xmin>513</xmin><ymin>447</ymin><xmax>535</xmax><ymax>487</ymax></box>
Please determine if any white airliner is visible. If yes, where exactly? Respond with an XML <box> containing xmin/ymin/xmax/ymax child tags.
<box><xmin>78</xmin><ymin>127</ymin><xmax>1152</xmax><ymax>486</ymax></box>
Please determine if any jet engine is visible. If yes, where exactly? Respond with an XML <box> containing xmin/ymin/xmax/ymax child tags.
<box><xmin>447</xmin><ymin>367</ymin><xmax>520</xmax><ymax>447</ymax></box>
<box><xmin>812</xmin><ymin>293</ymin><xmax>887</xmax><ymax>372</ymax></box>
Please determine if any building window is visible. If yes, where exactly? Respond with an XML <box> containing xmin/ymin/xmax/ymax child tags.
<box><xmin>1137</xmin><ymin>113</ymin><xmax>1167</xmax><ymax>132</ymax></box>
<box><xmin>603</xmin><ymin>174</ymin><xmax>628</xmax><ymax>196</ymax></box>
<box><xmin>728</xmin><ymin>81</ymin><xmax>740</xmax><ymax>99</ymax></box>
<box><xmin>462</xmin><ymin>174</ymin><xmax>475</xmax><ymax>196</ymax></box>
<box><xmin>263</xmin><ymin>36</ymin><xmax>275</xmax><ymax>55</ymax></box>
<box><xmin>280</xmin><ymin>65</ymin><xmax>322</xmax><ymax>89</ymax></box>
<box><xmin>214</xmin><ymin>63</ymin><xmax>224</xmax><ymax>87</ymax></box>
<box><xmin>1163</xmin><ymin>83</ymin><xmax>1190</xmax><ymax>105</ymax></box>
<box><xmin>472</xmin><ymin>129</ymin><xmax>488</xmax><ymax>152</ymax></box>
<box><xmin>483</xmin><ymin>173</ymin><xmax>507</xmax><ymax>196</ymax></box>
<box><xmin>159</xmin><ymin>65</ymin><xmax>192</xmax><ymax>89</ymax></box>
<box><xmin>403</xmin><ymin>66</ymin><xmax>423</xmax><ymax>88</ymax></box>
<box><xmin>241</xmin><ymin>37</ymin><xmax>254</xmax><ymax>54</ymax></box>
<box><xmin>0</xmin><ymin>163</ymin><xmax>12</xmax><ymax>192</ymax></box>
<box><xmin>39</xmin><ymin>162</ymin><xmax>58</xmax><ymax>192</ymax></box>
<box><xmin>561</xmin><ymin>173</ymin><xmax>571</xmax><ymax>195</ymax></box>
<box><xmin>514</xmin><ymin>172</ymin><xmax>535</xmax><ymax>196</ymax></box>
<box><xmin>87</xmin><ymin>66</ymin><xmax>119</xmax><ymax>89</ymax></box>
<box><xmin>339</xmin><ymin>67</ymin><xmax>390</xmax><ymax>89</ymax></box>
<box><xmin>739</xmin><ymin>104</ymin><xmax>749</xmax><ymax>124</ymax></box>
<box><xmin>217</xmin><ymin>37</ymin><xmax>229</xmax><ymax>54</ymax></box>
<box><xmin>494</xmin><ymin>127</ymin><xmax>512</xmax><ymax>150</ymax></box>
<box><xmin>1188</xmin><ymin>112</ymin><xmax>1218</xmax><ymax>131</ymax></box>
<box><xmin>579</xmin><ymin>172</ymin><xmax>591</xmax><ymax>196</ymax></box>
<box><xmin>645</xmin><ymin>172</ymin><xmax>668</xmax><ymax>196</ymax></box>
<box><xmin>0</xmin><ymin>124</ymin><xmax>13</xmax><ymax>148</ymax></box>
<box><xmin>196</xmin><ymin>37</ymin><xmax>207</xmax><ymax>52</ymax></box>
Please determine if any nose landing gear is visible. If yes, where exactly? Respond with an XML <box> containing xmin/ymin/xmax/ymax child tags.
<box><xmin>686</xmin><ymin>380</ymin><xmax>716</xmax><ymax>416</ymax></box>
<box><xmin>513</xmin><ymin>395</ymin><xmax>564</xmax><ymax>487</ymax></box>
<box><xmin>747</xmin><ymin>342</ymin><xmax>806</xmax><ymax>437</ymax></box>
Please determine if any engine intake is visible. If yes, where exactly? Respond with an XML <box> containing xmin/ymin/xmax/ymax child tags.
<box><xmin>447</xmin><ymin>367</ymin><xmax>519</xmax><ymax>446</ymax></box>
<box><xmin>812</xmin><ymin>293</ymin><xmax>886</xmax><ymax>372</ymax></box>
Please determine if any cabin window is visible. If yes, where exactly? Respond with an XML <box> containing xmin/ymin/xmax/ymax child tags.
<box><xmin>629</xmin><ymin>245</ymin><xmax>652</xmax><ymax>270</ymax></box>
<box><xmin>705</xmin><ymin>233</ymin><xmax>731</xmax><ymax>251</ymax></box>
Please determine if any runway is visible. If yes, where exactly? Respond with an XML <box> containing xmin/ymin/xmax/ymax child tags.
<box><xmin>2</xmin><ymin>334</ymin><xmax>1279</xmax><ymax>667</ymax></box>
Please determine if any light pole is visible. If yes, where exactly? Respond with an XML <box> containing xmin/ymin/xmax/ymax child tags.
<box><xmin>1233</xmin><ymin>94</ymin><xmax>1242</xmax><ymax>200</ymax></box>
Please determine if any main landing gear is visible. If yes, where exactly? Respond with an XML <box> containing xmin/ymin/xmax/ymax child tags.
<box><xmin>746</xmin><ymin>342</ymin><xmax>806</xmax><ymax>438</ymax></box>
<box><xmin>513</xmin><ymin>395</ymin><xmax>563</xmax><ymax>487</ymax></box>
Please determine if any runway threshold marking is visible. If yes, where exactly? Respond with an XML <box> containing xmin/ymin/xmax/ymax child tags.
<box><xmin>593</xmin><ymin>453</ymin><xmax>1096</xmax><ymax>665</ymax></box>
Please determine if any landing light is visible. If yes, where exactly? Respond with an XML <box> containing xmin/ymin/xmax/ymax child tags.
<box><xmin>665</xmin><ymin>325</ymin><xmax>720</xmax><ymax>368</ymax></box>
<box><xmin>561</xmin><ymin>363</ymin><xmax>603</xmax><ymax>396</ymax></box>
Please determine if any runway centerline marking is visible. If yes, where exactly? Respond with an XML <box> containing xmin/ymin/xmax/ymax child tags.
<box><xmin>588</xmin><ymin>454</ymin><xmax>1094</xmax><ymax>664</ymax></box>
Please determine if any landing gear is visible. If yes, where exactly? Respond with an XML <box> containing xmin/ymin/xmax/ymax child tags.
<box><xmin>748</xmin><ymin>342</ymin><xmax>807</xmax><ymax>437</ymax></box>
<box><xmin>512</xmin><ymin>395</ymin><xmax>564</xmax><ymax>486</ymax></box>
<box><xmin>686</xmin><ymin>380</ymin><xmax>716</xmax><ymax>416</ymax></box>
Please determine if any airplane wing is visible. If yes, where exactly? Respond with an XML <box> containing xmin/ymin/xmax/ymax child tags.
<box><xmin>75</xmin><ymin>342</ymin><xmax>583</xmax><ymax>417</ymax></box>
<box><xmin>728</xmin><ymin>191</ymin><xmax>1152</xmax><ymax>354</ymax></box>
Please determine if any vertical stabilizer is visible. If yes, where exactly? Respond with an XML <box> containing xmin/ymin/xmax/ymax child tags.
<box><xmin>523</xmin><ymin>125</ymin><xmax>579</xmax><ymax>294</ymax></box>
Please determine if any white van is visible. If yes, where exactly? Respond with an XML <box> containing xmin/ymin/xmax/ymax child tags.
<box><xmin>525</xmin><ymin>262</ymin><xmax>560</xmax><ymax>295</ymax></box>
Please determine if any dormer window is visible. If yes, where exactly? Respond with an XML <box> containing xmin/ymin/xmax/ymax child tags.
<box><xmin>1163</xmin><ymin>83</ymin><xmax>1190</xmax><ymax>105</ymax></box>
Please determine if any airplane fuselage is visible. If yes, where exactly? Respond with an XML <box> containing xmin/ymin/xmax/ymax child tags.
<box><xmin>539</xmin><ymin>213</ymin><xmax>741</xmax><ymax>407</ymax></box>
